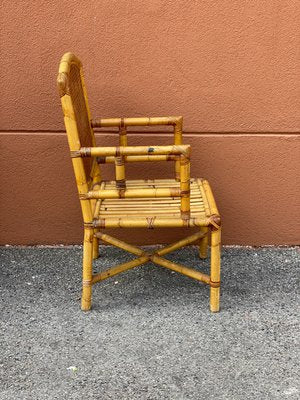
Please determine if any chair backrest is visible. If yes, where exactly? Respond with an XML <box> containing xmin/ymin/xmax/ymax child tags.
<box><xmin>57</xmin><ymin>53</ymin><xmax>99</xmax><ymax>187</ymax></box>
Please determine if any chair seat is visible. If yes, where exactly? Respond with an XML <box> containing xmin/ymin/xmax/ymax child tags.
<box><xmin>93</xmin><ymin>178</ymin><xmax>218</xmax><ymax>228</ymax></box>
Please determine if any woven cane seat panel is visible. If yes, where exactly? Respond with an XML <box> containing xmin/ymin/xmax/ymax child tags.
<box><xmin>97</xmin><ymin>178</ymin><xmax>211</xmax><ymax>219</ymax></box>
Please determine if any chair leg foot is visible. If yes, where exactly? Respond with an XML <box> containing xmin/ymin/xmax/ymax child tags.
<box><xmin>210</xmin><ymin>228</ymin><xmax>221</xmax><ymax>312</ymax></box>
<box><xmin>210</xmin><ymin>287</ymin><xmax>220</xmax><ymax>312</ymax></box>
<box><xmin>198</xmin><ymin>227</ymin><xmax>208</xmax><ymax>259</ymax></box>
<box><xmin>81</xmin><ymin>228</ymin><xmax>93</xmax><ymax>311</ymax></box>
<box><xmin>81</xmin><ymin>289</ymin><xmax>92</xmax><ymax>311</ymax></box>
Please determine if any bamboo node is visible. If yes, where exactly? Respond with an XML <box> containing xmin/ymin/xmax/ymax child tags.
<box><xmin>81</xmin><ymin>147</ymin><xmax>91</xmax><ymax>157</ymax></box>
<box><xmin>181</xmin><ymin>210</ymin><xmax>190</xmax><ymax>221</ymax></box>
<box><xmin>82</xmin><ymin>279</ymin><xmax>92</xmax><ymax>287</ymax></box>
<box><xmin>180</xmin><ymin>156</ymin><xmax>190</xmax><ymax>165</ymax></box>
<box><xmin>116</xmin><ymin>179</ymin><xmax>126</xmax><ymax>188</ymax></box>
<box><xmin>209</xmin><ymin>280</ymin><xmax>220</xmax><ymax>288</ymax></box>
<box><xmin>96</xmin><ymin>156</ymin><xmax>106</xmax><ymax>164</ymax></box>
<box><xmin>118</xmin><ymin>189</ymin><xmax>126</xmax><ymax>198</ymax></box>
<box><xmin>96</xmin><ymin>219</ymin><xmax>105</xmax><ymax>229</ymax></box>
<box><xmin>70</xmin><ymin>150</ymin><xmax>82</xmax><ymax>158</ymax></box>
<box><xmin>115</xmin><ymin>157</ymin><xmax>124</xmax><ymax>166</ymax></box>
<box><xmin>180</xmin><ymin>190</ymin><xmax>190</xmax><ymax>197</ymax></box>
<box><xmin>91</xmin><ymin>118</ymin><xmax>101</xmax><ymax>128</ymax></box>
<box><xmin>170</xmin><ymin>188</ymin><xmax>181</xmax><ymax>197</ymax></box>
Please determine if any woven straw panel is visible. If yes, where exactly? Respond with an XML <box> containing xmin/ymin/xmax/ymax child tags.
<box><xmin>69</xmin><ymin>63</ymin><xmax>93</xmax><ymax>180</ymax></box>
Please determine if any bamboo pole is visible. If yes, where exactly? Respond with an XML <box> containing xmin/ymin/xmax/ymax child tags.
<box><xmin>115</xmin><ymin>123</ymin><xmax>127</xmax><ymax>190</ymax></box>
<box><xmin>115</xmin><ymin>156</ymin><xmax>126</xmax><ymax>192</ymax></box>
<box><xmin>100</xmin><ymin>202</ymin><xmax>204</xmax><ymax>208</ymax></box>
<box><xmin>91</xmin><ymin>216</ymin><xmax>209</xmax><ymax>228</ymax></box>
<box><xmin>98</xmin><ymin>210</ymin><xmax>204</xmax><ymax>216</ymax></box>
<box><xmin>210</xmin><ymin>228</ymin><xmax>221</xmax><ymax>312</ymax></box>
<box><xmin>100</xmin><ymin>199</ymin><xmax>200</xmax><ymax>205</ymax></box>
<box><xmin>198</xmin><ymin>178</ymin><xmax>219</xmax><ymax>216</ymax></box>
<box><xmin>151</xmin><ymin>254</ymin><xmax>210</xmax><ymax>285</ymax></box>
<box><xmin>71</xmin><ymin>145</ymin><xmax>191</xmax><ymax>158</ymax></box>
<box><xmin>97</xmin><ymin>155</ymin><xmax>179</xmax><ymax>163</ymax></box>
<box><xmin>174</xmin><ymin>116</ymin><xmax>183</xmax><ymax>181</ymax></box>
<box><xmin>95</xmin><ymin>232</ymin><xmax>145</xmax><ymax>257</ymax></box>
<box><xmin>155</xmin><ymin>231</ymin><xmax>206</xmax><ymax>257</ymax></box>
<box><xmin>119</xmin><ymin>125</ymin><xmax>128</xmax><ymax>146</ymax></box>
<box><xmin>101</xmin><ymin>198</ymin><xmax>204</xmax><ymax>205</ymax></box>
<box><xmin>81</xmin><ymin>187</ymin><xmax>181</xmax><ymax>199</ymax></box>
<box><xmin>81</xmin><ymin>228</ymin><xmax>93</xmax><ymax>311</ymax></box>
<box><xmin>104</xmin><ymin>178</ymin><xmax>193</xmax><ymax>184</ymax></box>
<box><xmin>91</xmin><ymin>116</ymin><xmax>182</xmax><ymax>128</ymax></box>
<box><xmin>92</xmin><ymin>256</ymin><xmax>149</xmax><ymax>284</ymax></box>
<box><xmin>180</xmin><ymin>155</ymin><xmax>191</xmax><ymax>219</ymax></box>
<box><xmin>60</xmin><ymin>94</ymin><xmax>93</xmax><ymax>224</ymax></box>
<box><xmin>92</xmin><ymin>182</ymin><xmax>104</xmax><ymax>259</ymax></box>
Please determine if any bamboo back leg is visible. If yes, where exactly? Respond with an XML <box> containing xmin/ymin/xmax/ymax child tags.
<box><xmin>81</xmin><ymin>228</ymin><xmax>94</xmax><ymax>311</ymax></box>
<box><xmin>199</xmin><ymin>227</ymin><xmax>208</xmax><ymax>259</ymax></box>
<box><xmin>210</xmin><ymin>228</ymin><xmax>221</xmax><ymax>312</ymax></box>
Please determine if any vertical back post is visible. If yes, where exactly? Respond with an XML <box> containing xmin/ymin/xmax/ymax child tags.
<box><xmin>174</xmin><ymin>117</ymin><xmax>183</xmax><ymax>181</ymax></box>
<box><xmin>115</xmin><ymin>119</ymin><xmax>127</xmax><ymax>193</ymax></box>
<box><xmin>180</xmin><ymin>151</ymin><xmax>190</xmax><ymax>220</ymax></box>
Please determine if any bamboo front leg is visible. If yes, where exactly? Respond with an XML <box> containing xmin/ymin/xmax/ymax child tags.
<box><xmin>81</xmin><ymin>228</ymin><xmax>94</xmax><ymax>311</ymax></box>
<box><xmin>210</xmin><ymin>228</ymin><xmax>221</xmax><ymax>312</ymax></box>
<box><xmin>199</xmin><ymin>227</ymin><xmax>208</xmax><ymax>259</ymax></box>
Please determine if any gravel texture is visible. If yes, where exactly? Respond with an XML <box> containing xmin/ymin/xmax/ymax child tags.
<box><xmin>0</xmin><ymin>245</ymin><xmax>299</xmax><ymax>400</ymax></box>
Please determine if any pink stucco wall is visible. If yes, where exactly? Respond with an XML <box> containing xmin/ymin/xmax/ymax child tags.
<box><xmin>0</xmin><ymin>1</ymin><xmax>299</xmax><ymax>245</ymax></box>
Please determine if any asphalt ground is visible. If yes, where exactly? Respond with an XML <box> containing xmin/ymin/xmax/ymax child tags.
<box><xmin>0</xmin><ymin>246</ymin><xmax>299</xmax><ymax>400</ymax></box>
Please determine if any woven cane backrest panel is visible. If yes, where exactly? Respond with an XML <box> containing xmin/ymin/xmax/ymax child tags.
<box><xmin>69</xmin><ymin>63</ymin><xmax>93</xmax><ymax>180</ymax></box>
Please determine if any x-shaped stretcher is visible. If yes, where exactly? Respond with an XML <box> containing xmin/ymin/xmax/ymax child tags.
<box><xmin>90</xmin><ymin>231</ymin><xmax>219</xmax><ymax>289</ymax></box>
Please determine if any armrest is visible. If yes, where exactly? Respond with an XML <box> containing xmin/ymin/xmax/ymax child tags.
<box><xmin>76</xmin><ymin>144</ymin><xmax>191</xmax><ymax>219</ymax></box>
<box><xmin>91</xmin><ymin>116</ymin><xmax>182</xmax><ymax>128</ymax></box>
<box><xmin>71</xmin><ymin>144</ymin><xmax>190</xmax><ymax>158</ymax></box>
<box><xmin>91</xmin><ymin>116</ymin><xmax>183</xmax><ymax>180</ymax></box>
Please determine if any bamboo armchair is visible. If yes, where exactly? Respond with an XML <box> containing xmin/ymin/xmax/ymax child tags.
<box><xmin>57</xmin><ymin>52</ymin><xmax>221</xmax><ymax>312</ymax></box>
